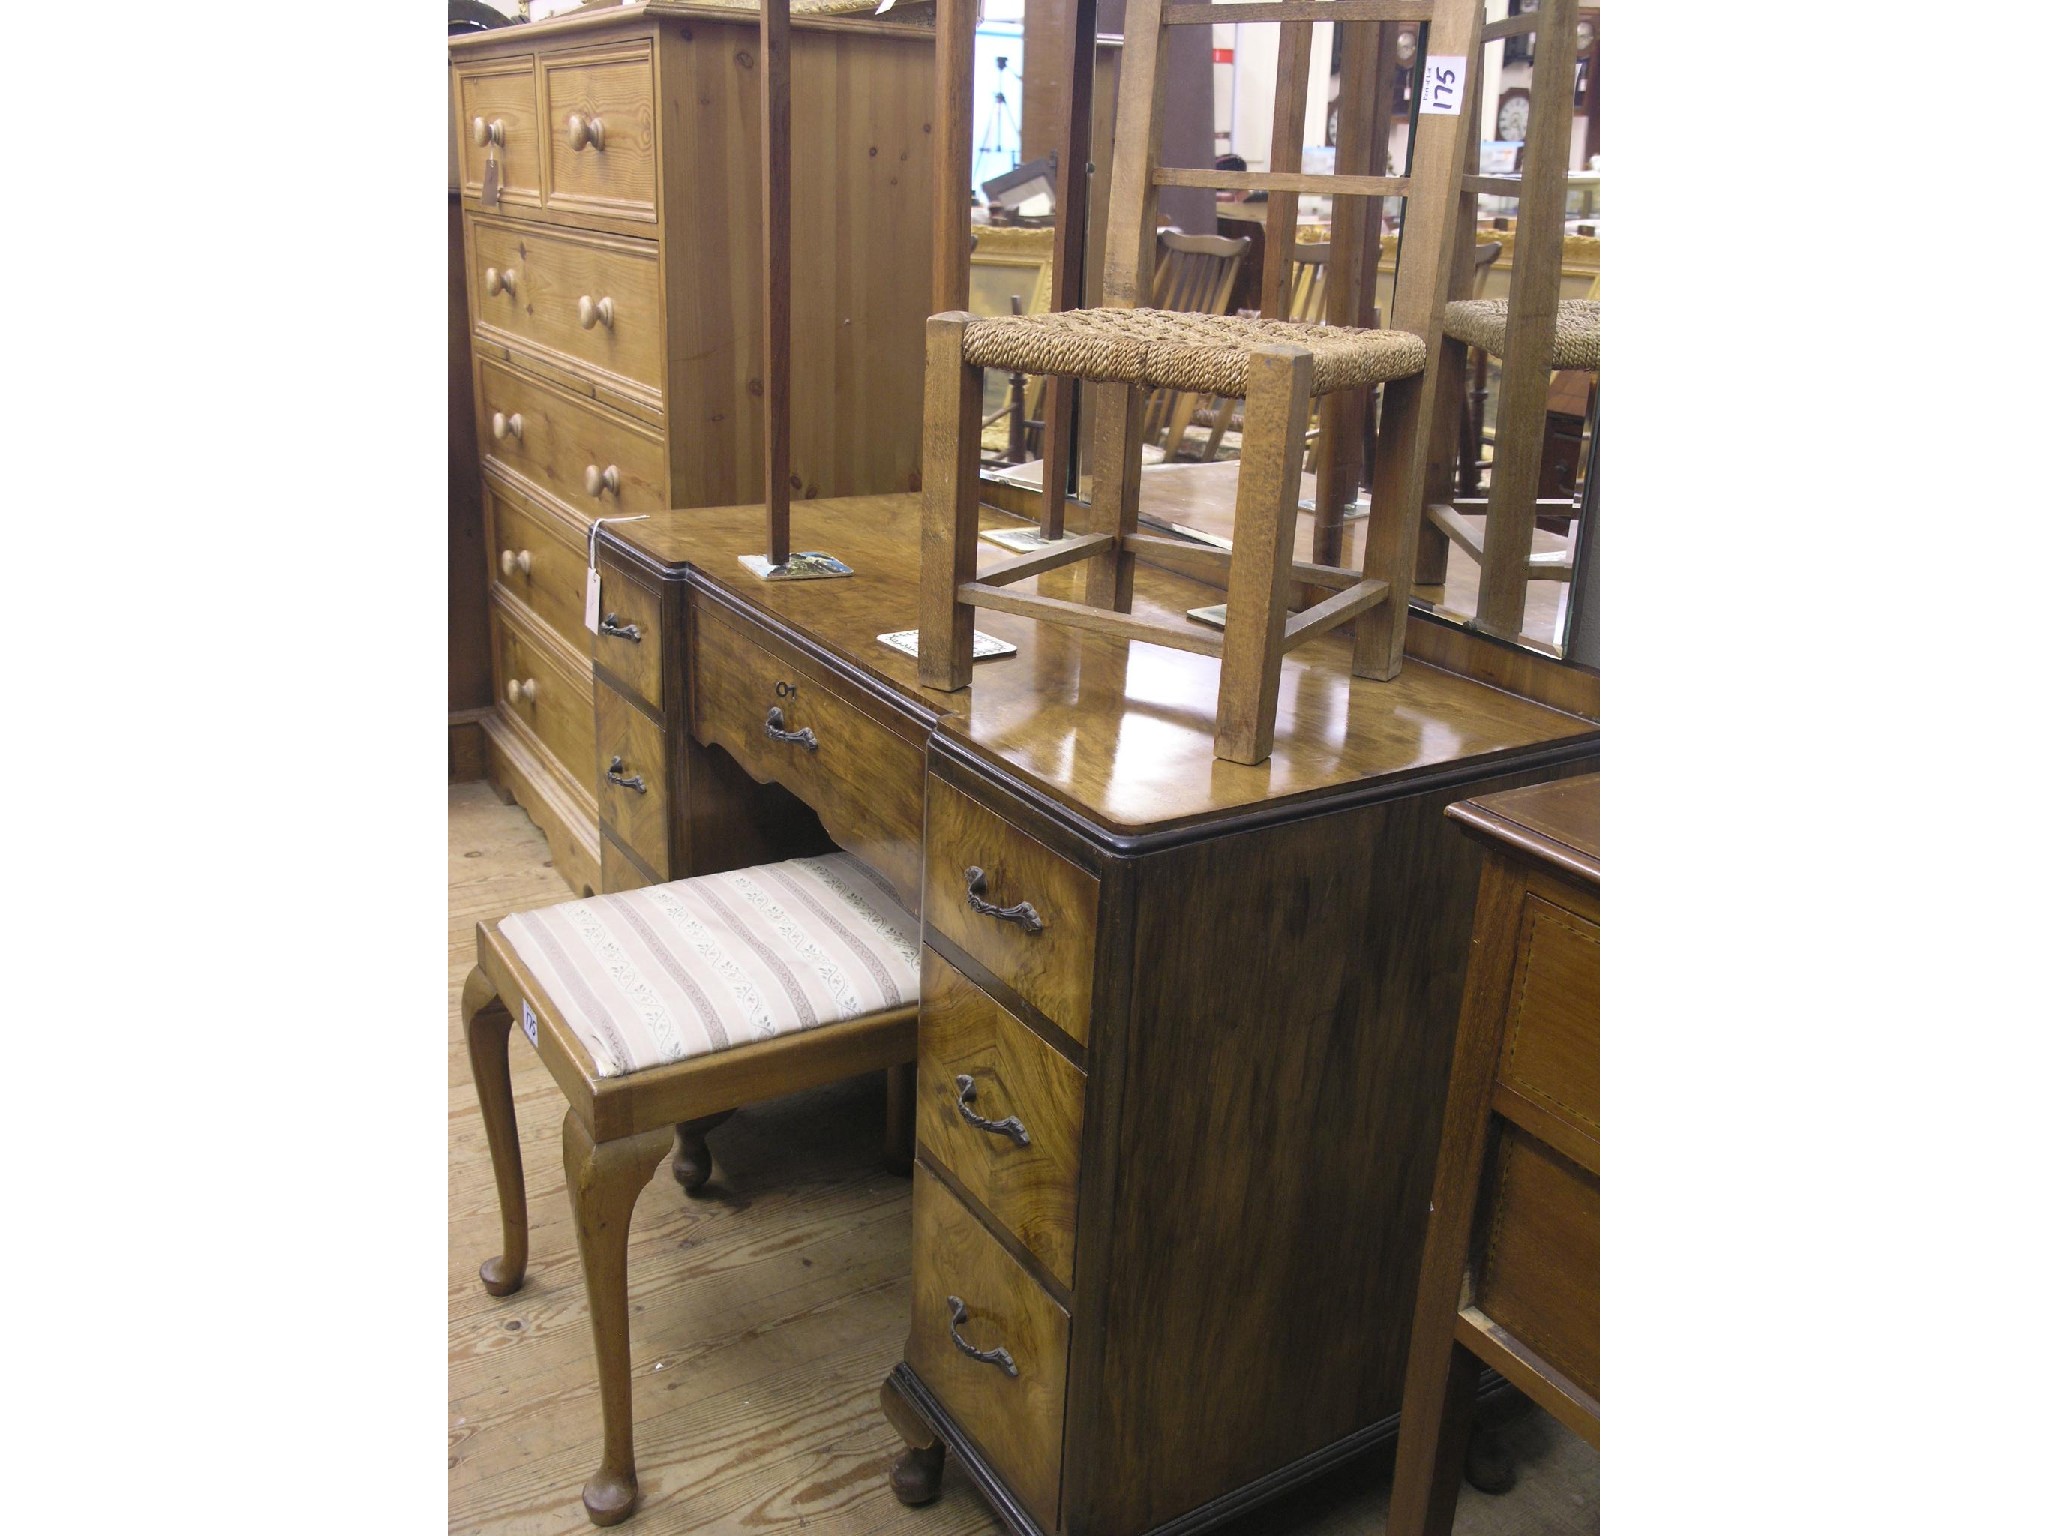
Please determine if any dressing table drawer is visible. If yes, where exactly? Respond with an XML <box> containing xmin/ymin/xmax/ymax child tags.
<box><xmin>455</xmin><ymin>58</ymin><xmax>542</xmax><ymax>208</ymax></box>
<box><xmin>486</xmin><ymin>481</ymin><xmax>591</xmax><ymax>657</ymax></box>
<box><xmin>491</xmin><ymin>603</ymin><xmax>596</xmax><ymax>797</ymax></box>
<box><xmin>595</xmin><ymin>684</ymin><xmax>669</xmax><ymax>879</ymax></box>
<box><xmin>689</xmin><ymin>603</ymin><xmax>923</xmax><ymax>906</ymax></box>
<box><xmin>593</xmin><ymin>557</ymin><xmax>664</xmax><ymax>710</ymax></box>
<box><xmin>916</xmin><ymin>947</ymin><xmax>1084</xmax><ymax>1286</ymax></box>
<box><xmin>541</xmin><ymin>45</ymin><xmax>659</xmax><ymax>224</ymax></box>
<box><xmin>477</xmin><ymin>355</ymin><xmax>666</xmax><ymax>520</ymax></box>
<box><xmin>907</xmin><ymin>1167</ymin><xmax>1070</xmax><ymax>1532</ymax></box>
<box><xmin>923</xmin><ymin>776</ymin><xmax>1099</xmax><ymax>1047</ymax></box>
<box><xmin>1498</xmin><ymin>891</ymin><xmax>1600</xmax><ymax>1141</ymax></box>
<box><xmin>469</xmin><ymin>216</ymin><xmax>663</xmax><ymax>396</ymax></box>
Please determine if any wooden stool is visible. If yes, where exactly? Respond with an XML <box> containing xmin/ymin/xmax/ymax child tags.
<box><xmin>462</xmin><ymin>853</ymin><xmax>920</xmax><ymax>1525</ymax></box>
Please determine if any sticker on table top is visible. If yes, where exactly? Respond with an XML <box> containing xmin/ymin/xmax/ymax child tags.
<box><xmin>520</xmin><ymin>1001</ymin><xmax>539</xmax><ymax>1049</ymax></box>
<box><xmin>877</xmin><ymin>629</ymin><xmax>1018</xmax><ymax>661</ymax></box>
<box><xmin>1418</xmin><ymin>56</ymin><xmax>1467</xmax><ymax>116</ymax></box>
<box><xmin>980</xmin><ymin>526</ymin><xmax>1087</xmax><ymax>555</ymax></box>
<box><xmin>738</xmin><ymin>552</ymin><xmax>855</xmax><ymax>581</ymax></box>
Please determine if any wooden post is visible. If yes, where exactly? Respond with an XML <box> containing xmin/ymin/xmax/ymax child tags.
<box><xmin>761</xmin><ymin>0</ymin><xmax>792</xmax><ymax>563</ymax></box>
<box><xmin>1038</xmin><ymin>0</ymin><xmax>1100</xmax><ymax>541</ymax></box>
<box><xmin>934</xmin><ymin>0</ymin><xmax>975</xmax><ymax>315</ymax></box>
<box><xmin>919</xmin><ymin>313</ymin><xmax>982</xmax><ymax>690</ymax></box>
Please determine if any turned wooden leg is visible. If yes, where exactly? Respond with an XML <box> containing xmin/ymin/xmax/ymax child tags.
<box><xmin>673</xmin><ymin>1110</ymin><xmax>734</xmax><ymax>1194</ymax></box>
<box><xmin>918</xmin><ymin>311</ymin><xmax>982</xmax><ymax>692</ymax></box>
<box><xmin>1214</xmin><ymin>347</ymin><xmax>1314</xmax><ymax>766</ymax></box>
<box><xmin>562</xmin><ymin>1113</ymin><xmax>675</xmax><ymax>1527</ymax></box>
<box><xmin>463</xmin><ymin>967</ymin><xmax>528</xmax><ymax>1298</ymax></box>
<box><xmin>880</xmin><ymin>1372</ymin><xmax>946</xmax><ymax>1506</ymax></box>
<box><xmin>883</xmin><ymin>1063</ymin><xmax>915</xmax><ymax>1177</ymax></box>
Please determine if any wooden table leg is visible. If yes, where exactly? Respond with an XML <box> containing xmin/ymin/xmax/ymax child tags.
<box><xmin>463</xmin><ymin>967</ymin><xmax>528</xmax><ymax>1297</ymax></box>
<box><xmin>880</xmin><ymin>1371</ymin><xmax>946</xmax><ymax>1506</ymax></box>
<box><xmin>563</xmin><ymin>1113</ymin><xmax>676</xmax><ymax>1527</ymax></box>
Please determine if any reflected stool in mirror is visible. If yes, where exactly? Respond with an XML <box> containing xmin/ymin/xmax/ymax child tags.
<box><xmin>462</xmin><ymin>853</ymin><xmax>919</xmax><ymax>1525</ymax></box>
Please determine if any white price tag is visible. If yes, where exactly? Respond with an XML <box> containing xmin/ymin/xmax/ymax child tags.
<box><xmin>520</xmin><ymin>1001</ymin><xmax>539</xmax><ymax>1048</ymax></box>
<box><xmin>1418</xmin><ymin>56</ymin><xmax>1467</xmax><ymax>117</ymax></box>
<box><xmin>585</xmin><ymin>568</ymin><xmax>602</xmax><ymax>633</ymax></box>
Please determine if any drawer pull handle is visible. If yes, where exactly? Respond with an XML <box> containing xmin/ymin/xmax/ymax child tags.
<box><xmin>945</xmin><ymin>1297</ymin><xmax>1019</xmax><ymax>1378</ymax></box>
<box><xmin>484</xmin><ymin>265</ymin><xmax>517</xmax><ymax>297</ymax></box>
<box><xmin>499</xmin><ymin>548</ymin><xmax>532</xmax><ymax>577</ymax></box>
<box><xmin>964</xmin><ymin>867</ymin><xmax>1043</xmax><ymax>934</ymax></box>
<box><xmin>505</xmin><ymin>678</ymin><xmax>536</xmax><ymax>705</ymax></box>
<box><xmin>567</xmin><ymin>113</ymin><xmax>606</xmax><ymax>152</ymax></box>
<box><xmin>605</xmin><ymin>756</ymin><xmax>647</xmax><ymax>794</ymax></box>
<box><xmin>763</xmin><ymin>706</ymin><xmax>817</xmax><ymax>751</ymax></box>
<box><xmin>471</xmin><ymin>116</ymin><xmax>505</xmax><ymax>148</ymax></box>
<box><xmin>954</xmin><ymin>1075</ymin><xmax>1031</xmax><ymax>1147</ymax></box>
<box><xmin>579</xmin><ymin>294</ymin><xmax>615</xmax><ymax>330</ymax></box>
<box><xmin>598</xmin><ymin>613</ymin><xmax>641</xmax><ymax>642</ymax></box>
<box><xmin>491</xmin><ymin>411</ymin><xmax>523</xmax><ymax>442</ymax></box>
<box><xmin>585</xmin><ymin>463</ymin><xmax>620</xmax><ymax>497</ymax></box>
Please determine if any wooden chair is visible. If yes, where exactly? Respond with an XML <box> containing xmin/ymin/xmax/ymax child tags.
<box><xmin>1419</xmin><ymin>0</ymin><xmax>1601</xmax><ymax>640</ymax></box>
<box><xmin>463</xmin><ymin>854</ymin><xmax>920</xmax><ymax>1525</ymax></box>
<box><xmin>1142</xmin><ymin>229</ymin><xmax>1253</xmax><ymax>461</ymax></box>
<box><xmin>917</xmin><ymin>0</ymin><xmax>1487</xmax><ymax>766</ymax></box>
<box><xmin>1192</xmin><ymin>240</ymin><xmax>1333</xmax><ymax>463</ymax></box>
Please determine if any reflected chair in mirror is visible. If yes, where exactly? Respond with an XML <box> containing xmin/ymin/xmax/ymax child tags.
<box><xmin>1192</xmin><ymin>239</ymin><xmax>1333</xmax><ymax>463</ymax></box>
<box><xmin>1419</xmin><ymin>0</ymin><xmax>1600</xmax><ymax>643</ymax></box>
<box><xmin>917</xmin><ymin>0</ymin><xmax>1489</xmax><ymax>766</ymax></box>
<box><xmin>1141</xmin><ymin>229</ymin><xmax>1253</xmax><ymax>461</ymax></box>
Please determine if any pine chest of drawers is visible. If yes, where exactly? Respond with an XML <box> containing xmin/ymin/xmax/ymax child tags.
<box><xmin>450</xmin><ymin>1</ymin><xmax>933</xmax><ymax>893</ymax></box>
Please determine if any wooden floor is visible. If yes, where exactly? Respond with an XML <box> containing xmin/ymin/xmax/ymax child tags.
<box><xmin>449</xmin><ymin>781</ymin><xmax>1598</xmax><ymax>1535</ymax></box>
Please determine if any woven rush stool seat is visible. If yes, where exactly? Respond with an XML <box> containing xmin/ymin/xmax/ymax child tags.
<box><xmin>958</xmin><ymin>307</ymin><xmax>1427</xmax><ymax>397</ymax></box>
<box><xmin>461</xmin><ymin>850</ymin><xmax>920</xmax><ymax>1525</ymax></box>
<box><xmin>497</xmin><ymin>853</ymin><xmax>919</xmax><ymax>1079</ymax></box>
<box><xmin>1443</xmin><ymin>297</ymin><xmax>1600</xmax><ymax>372</ymax></box>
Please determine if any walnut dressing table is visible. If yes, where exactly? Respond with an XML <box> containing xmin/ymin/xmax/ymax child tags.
<box><xmin>591</xmin><ymin>493</ymin><xmax>1598</xmax><ymax>1536</ymax></box>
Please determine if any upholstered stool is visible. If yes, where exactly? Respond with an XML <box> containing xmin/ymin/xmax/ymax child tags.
<box><xmin>461</xmin><ymin>852</ymin><xmax>920</xmax><ymax>1525</ymax></box>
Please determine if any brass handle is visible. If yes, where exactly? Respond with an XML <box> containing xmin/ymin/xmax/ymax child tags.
<box><xmin>763</xmin><ymin>706</ymin><xmax>818</xmax><ymax>751</ymax></box>
<box><xmin>579</xmin><ymin>294</ymin><xmax>614</xmax><ymax>330</ymax></box>
<box><xmin>584</xmin><ymin>463</ymin><xmax>620</xmax><ymax>497</ymax></box>
<box><xmin>498</xmin><ymin>548</ymin><xmax>532</xmax><ymax>577</ymax></box>
<box><xmin>945</xmin><ymin>1297</ymin><xmax>1019</xmax><ymax>1377</ymax></box>
<box><xmin>471</xmin><ymin>116</ymin><xmax>504</xmax><ymax>148</ymax></box>
<box><xmin>567</xmin><ymin>113</ymin><xmax>605</xmax><ymax>152</ymax></box>
<box><xmin>605</xmin><ymin>756</ymin><xmax>647</xmax><ymax>794</ymax></box>
<box><xmin>505</xmin><ymin>677</ymin><xmax>536</xmax><ymax>705</ymax></box>
<box><xmin>954</xmin><ymin>1075</ymin><xmax>1031</xmax><ymax>1147</ymax></box>
<box><xmin>484</xmin><ymin>265</ymin><xmax>517</xmax><ymax>297</ymax></box>
<box><xmin>964</xmin><ymin>867</ymin><xmax>1043</xmax><ymax>933</ymax></box>
<box><xmin>598</xmin><ymin>613</ymin><xmax>641</xmax><ymax>642</ymax></box>
<box><xmin>491</xmin><ymin>411</ymin><xmax>523</xmax><ymax>441</ymax></box>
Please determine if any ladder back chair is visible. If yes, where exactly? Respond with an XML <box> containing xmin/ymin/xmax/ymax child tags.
<box><xmin>1193</xmin><ymin>239</ymin><xmax>1334</xmax><ymax>463</ymax></box>
<box><xmin>917</xmin><ymin>0</ymin><xmax>1488</xmax><ymax>766</ymax></box>
<box><xmin>1421</xmin><ymin>0</ymin><xmax>1600</xmax><ymax>640</ymax></box>
<box><xmin>1143</xmin><ymin>229</ymin><xmax>1254</xmax><ymax>460</ymax></box>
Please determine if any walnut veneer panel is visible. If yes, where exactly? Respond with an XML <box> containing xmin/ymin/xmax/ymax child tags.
<box><xmin>1475</xmin><ymin>1125</ymin><xmax>1599</xmax><ymax>1396</ymax></box>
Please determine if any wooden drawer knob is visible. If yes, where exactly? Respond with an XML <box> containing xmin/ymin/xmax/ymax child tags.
<box><xmin>567</xmin><ymin>113</ymin><xmax>605</xmax><ymax>152</ymax></box>
<box><xmin>484</xmin><ymin>265</ymin><xmax>517</xmax><ymax>297</ymax></box>
<box><xmin>471</xmin><ymin>116</ymin><xmax>505</xmax><ymax>148</ymax></box>
<box><xmin>491</xmin><ymin>411</ymin><xmax>523</xmax><ymax>442</ymax></box>
<box><xmin>505</xmin><ymin>677</ymin><xmax>537</xmax><ymax>705</ymax></box>
<box><xmin>499</xmin><ymin>548</ymin><xmax>532</xmax><ymax>577</ymax></box>
<box><xmin>578</xmin><ymin>294</ymin><xmax>614</xmax><ymax>330</ymax></box>
<box><xmin>584</xmin><ymin>463</ymin><xmax>620</xmax><ymax>497</ymax></box>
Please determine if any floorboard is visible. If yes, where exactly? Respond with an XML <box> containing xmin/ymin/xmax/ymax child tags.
<box><xmin>448</xmin><ymin>782</ymin><xmax>1597</xmax><ymax>1534</ymax></box>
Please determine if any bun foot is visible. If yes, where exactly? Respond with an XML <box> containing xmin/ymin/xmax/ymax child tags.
<box><xmin>1464</xmin><ymin>1423</ymin><xmax>1517</xmax><ymax>1495</ymax></box>
<box><xmin>582</xmin><ymin>1469</ymin><xmax>639</xmax><ymax>1526</ymax></box>
<box><xmin>673</xmin><ymin>1112</ymin><xmax>733</xmax><ymax>1196</ymax></box>
<box><xmin>479</xmin><ymin>1254</ymin><xmax>525</xmax><ymax>1297</ymax></box>
<box><xmin>890</xmin><ymin>1443</ymin><xmax>945</xmax><ymax>1506</ymax></box>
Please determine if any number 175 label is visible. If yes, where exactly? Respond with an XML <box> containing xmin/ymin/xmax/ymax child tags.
<box><xmin>1418</xmin><ymin>56</ymin><xmax>1467</xmax><ymax>117</ymax></box>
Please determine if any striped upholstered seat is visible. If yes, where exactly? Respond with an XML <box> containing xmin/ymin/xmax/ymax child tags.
<box><xmin>498</xmin><ymin>853</ymin><xmax>919</xmax><ymax>1079</ymax></box>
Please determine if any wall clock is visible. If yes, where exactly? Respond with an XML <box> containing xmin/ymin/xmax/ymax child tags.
<box><xmin>1496</xmin><ymin>87</ymin><xmax>1532</xmax><ymax>141</ymax></box>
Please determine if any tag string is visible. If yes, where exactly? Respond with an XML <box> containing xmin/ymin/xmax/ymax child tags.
<box><xmin>588</xmin><ymin>514</ymin><xmax>650</xmax><ymax>571</ymax></box>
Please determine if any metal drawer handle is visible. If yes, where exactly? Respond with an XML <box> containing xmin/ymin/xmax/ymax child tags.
<box><xmin>605</xmin><ymin>756</ymin><xmax>646</xmax><ymax>794</ymax></box>
<box><xmin>598</xmin><ymin>613</ymin><xmax>641</xmax><ymax>642</ymax></box>
<box><xmin>954</xmin><ymin>1075</ymin><xmax>1030</xmax><ymax>1147</ymax></box>
<box><xmin>964</xmin><ymin>867</ymin><xmax>1043</xmax><ymax>933</ymax></box>
<box><xmin>945</xmin><ymin>1296</ymin><xmax>1019</xmax><ymax>1377</ymax></box>
<box><xmin>764</xmin><ymin>706</ymin><xmax>817</xmax><ymax>751</ymax></box>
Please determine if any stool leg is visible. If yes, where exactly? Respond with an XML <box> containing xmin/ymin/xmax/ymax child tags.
<box><xmin>1214</xmin><ymin>347</ymin><xmax>1314</xmax><ymax>766</ymax></box>
<box><xmin>462</xmin><ymin>967</ymin><xmax>527</xmax><ymax>1297</ymax></box>
<box><xmin>673</xmin><ymin>1110</ymin><xmax>734</xmax><ymax>1194</ymax></box>
<box><xmin>883</xmin><ymin>1062</ymin><xmax>915</xmax><ymax>1177</ymax></box>
<box><xmin>1386</xmin><ymin>1340</ymin><xmax>1482</xmax><ymax>1536</ymax></box>
<box><xmin>918</xmin><ymin>312</ymin><xmax>982</xmax><ymax>692</ymax></box>
<box><xmin>562</xmin><ymin>1113</ymin><xmax>675</xmax><ymax>1527</ymax></box>
<box><xmin>1083</xmin><ymin>382</ymin><xmax>1146</xmax><ymax>612</ymax></box>
<box><xmin>1415</xmin><ymin>340</ymin><xmax>1470</xmax><ymax>590</ymax></box>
